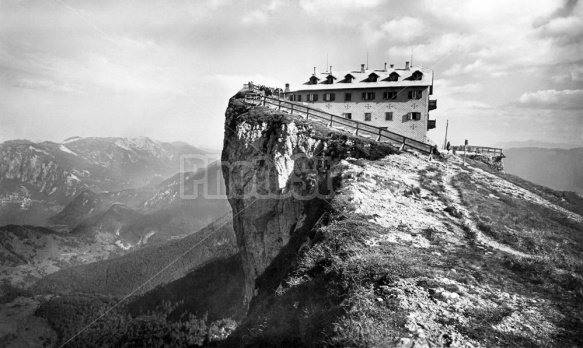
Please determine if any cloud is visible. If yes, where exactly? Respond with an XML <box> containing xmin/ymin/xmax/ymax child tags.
<box><xmin>387</xmin><ymin>32</ymin><xmax>478</xmax><ymax>65</ymax></box>
<box><xmin>537</xmin><ymin>14</ymin><xmax>583</xmax><ymax>45</ymax></box>
<box><xmin>416</xmin><ymin>0</ymin><xmax>578</xmax><ymax>77</ymax></box>
<box><xmin>518</xmin><ymin>89</ymin><xmax>583</xmax><ymax>109</ymax></box>
<box><xmin>431</xmin><ymin>99</ymin><xmax>583</xmax><ymax>147</ymax></box>
<box><xmin>434</xmin><ymin>79</ymin><xmax>483</xmax><ymax>95</ymax></box>
<box><xmin>241</xmin><ymin>0</ymin><xmax>282</xmax><ymax>24</ymax></box>
<box><xmin>299</xmin><ymin>0</ymin><xmax>382</xmax><ymax>24</ymax></box>
<box><xmin>443</xmin><ymin>60</ymin><xmax>482</xmax><ymax>76</ymax></box>
<box><xmin>10</xmin><ymin>78</ymin><xmax>83</xmax><ymax>94</ymax></box>
<box><xmin>365</xmin><ymin>17</ymin><xmax>425</xmax><ymax>45</ymax></box>
<box><xmin>242</xmin><ymin>10</ymin><xmax>268</xmax><ymax>24</ymax></box>
<box><xmin>299</xmin><ymin>0</ymin><xmax>380</xmax><ymax>12</ymax></box>
<box><xmin>534</xmin><ymin>0</ymin><xmax>580</xmax><ymax>27</ymax></box>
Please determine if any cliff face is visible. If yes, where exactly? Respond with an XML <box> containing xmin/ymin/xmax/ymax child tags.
<box><xmin>221</xmin><ymin>96</ymin><xmax>394</xmax><ymax>305</ymax></box>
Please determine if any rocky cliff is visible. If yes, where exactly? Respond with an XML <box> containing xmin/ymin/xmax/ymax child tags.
<box><xmin>221</xmin><ymin>93</ymin><xmax>583</xmax><ymax>347</ymax></box>
<box><xmin>221</xmin><ymin>95</ymin><xmax>395</xmax><ymax>305</ymax></box>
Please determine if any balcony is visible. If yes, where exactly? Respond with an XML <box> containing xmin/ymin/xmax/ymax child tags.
<box><xmin>427</xmin><ymin>119</ymin><xmax>436</xmax><ymax>130</ymax></box>
<box><xmin>429</xmin><ymin>99</ymin><xmax>437</xmax><ymax>111</ymax></box>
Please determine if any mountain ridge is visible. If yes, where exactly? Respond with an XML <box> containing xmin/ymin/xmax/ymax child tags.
<box><xmin>0</xmin><ymin>136</ymin><xmax>210</xmax><ymax>225</ymax></box>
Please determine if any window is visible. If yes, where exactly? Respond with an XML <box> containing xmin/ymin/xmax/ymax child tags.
<box><xmin>290</xmin><ymin>94</ymin><xmax>301</xmax><ymax>102</ymax></box>
<box><xmin>345</xmin><ymin>93</ymin><xmax>352</xmax><ymax>101</ymax></box>
<box><xmin>364</xmin><ymin>113</ymin><xmax>372</xmax><ymax>121</ymax></box>
<box><xmin>383</xmin><ymin>91</ymin><xmax>397</xmax><ymax>100</ymax></box>
<box><xmin>323</xmin><ymin>93</ymin><xmax>336</xmax><ymax>101</ymax></box>
<box><xmin>408</xmin><ymin>91</ymin><xmax>422</xmax><ymax>99</ymax></box>
<box><xmin>309</xmin><ymin>76</ymin><xmax>319</xmax><ymax>85</ymax></box>
<box><xmin>362</xmin><ymin>92</ymin><xmax>375</xmax><ymax>100</ymax></box>
<box><xmin>412</xmin><ymin>71</ymin><xmax>423</xmax><ymax>80</ymax></box>
<box><xmin>308</xmin><ymin>94</ymin><xmax>319</xmax><ymax>102</ymax></box>
<box><xmin>326</xmin><ymin>76</ymin><xmax>334</xmax><ymax>84</ymax></box>
<box><xmin>343</xmin><ymin>113</ymin><xmax>352</xmax><ymax>120</ymax></box>
<box><xmin>369</xmin><ymin>73</ymin><xmax>378</xmax><ymax>82</ymax></box>
<box><xmin>408</xmin><ymin>112</ymin><xmax>421</xmax><ymax>120</ymax></box>
<box><xmin>385</xmin><ymin>112</ymin><xmax>393</xmax><ymax>121</ymax></box>
<box><xmin>388</xmin><ymin>72</ymin><xmax>399</xmax><ymax>81</ymax></box>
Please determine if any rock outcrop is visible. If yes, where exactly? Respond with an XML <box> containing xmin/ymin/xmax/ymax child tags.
<box><xmin>467</xmin><ymin>153</ymin><xmax>505</xmax><ymax>172</ymax></box>
<box><xmin>221</xmin><ymin>95</ymin><xmax>395</xmax><ymax>305</ymax></box>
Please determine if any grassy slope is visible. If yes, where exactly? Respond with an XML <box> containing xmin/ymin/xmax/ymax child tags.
<box><xmin>32</xmin><ymin>214</ymin><xmax>237</xmax><ymax>297</ymax></box>
<box><xmin>223</xmin><ymin>154</ymin><xmax>583</xmax><ymax>348</ymax></box>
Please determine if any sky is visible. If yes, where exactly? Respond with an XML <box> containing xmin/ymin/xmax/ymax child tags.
<box><xmin>1</xmin><ymin>0</ymin><xmax>582</xmax><ymax>150</ymax></box>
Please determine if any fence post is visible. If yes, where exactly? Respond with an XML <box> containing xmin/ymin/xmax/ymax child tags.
<box><xmin>399</xmin><ymin>138</ymin><xmax>406</xmax><ymax>151</ymax></box>
<box><xmin>306</xmin><ymin>109</ymin><xmax>310</xmax><ymax>120</ymax></box>
<box><xmin>290</xmin><ymin>104</ymin><xmax>294</xmax><ymax>114</ymax></box>
<box><xmin>262</xmin><ymin>97</ymin><xmax>266</xmax><ymax>107</ymax></box>
<box><xmin>328</xmin><ymin>114</ymin><xmax>333</xmax><ymax>127</ymax></box>
<box><xmin>278</xmin><ymin>100</ymin><xmax>281</xmax><ymax>110</ymax></box>
<box><xmin>376</xmin><ymin>128</ymin><xmax>382</xmax><ymax>141</ymax></box>
<box><xmin>353</xmin><ymin>123</ymin><xmax>359</xmax><ymax>136</ymax></box>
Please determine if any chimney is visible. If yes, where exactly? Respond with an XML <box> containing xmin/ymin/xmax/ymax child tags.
<box><xmin>384</xmin><ymin>62</ymin><xmax>387</xmax><ymax>71</ymax></box>
<box><xmin>284</xmin><ymin>83</ymin><xmax>290</xmax><ymax>93</ymax></box>
<box><xmin>313</xmin><ymin>67</ymin><xmax>316</xmax><ymax>75</ymax></box>
<box><xmin>390</xmin><ymin>64</ymin><xmax>394</xmax><ymax>68</ymax></box>
<box><xmin>361</xmin><ymin>64</ymin><xmax>365</xmax><ymax>73</ymax></box>
<box><xmin>405</xmin><ymin>61</ymin><xmax>410</xmax><ymax>70</ymax></box>
<box><xmin>330</xmin><ymin>66</ymin><xmax>332</xmax><ymax>74</ymax></box>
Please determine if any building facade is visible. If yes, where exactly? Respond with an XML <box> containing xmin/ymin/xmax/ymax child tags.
<box><xmin>286</xmin><ymin>62</ymin><xmax>437</xmax><ymax>142</ymax></box>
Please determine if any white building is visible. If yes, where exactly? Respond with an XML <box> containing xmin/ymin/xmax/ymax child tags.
<box><xmin>287</xmin><ymin>62</ymin><xmax>437</xmax><ymax>142</ymax></box>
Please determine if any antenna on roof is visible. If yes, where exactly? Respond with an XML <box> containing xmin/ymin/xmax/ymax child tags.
<box><xmin>410</xmin><ymin>47</ymin><xmax>413</xmax><ymax>67</ymax></box>
<box><xmin>366</xmin><ymin>51</ymin><xmax>369</xmax><ymax>70</ymax></box>
<box><xmin>326</xmin><ymin>53</ymin><xmax>329</xmax><ymax>73</ymax></box>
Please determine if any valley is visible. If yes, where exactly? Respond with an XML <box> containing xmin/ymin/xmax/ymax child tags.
<box><xmin>0</xmin><ymin>137</ymin><xmax>230</xmax><ymax>289</ymax></box>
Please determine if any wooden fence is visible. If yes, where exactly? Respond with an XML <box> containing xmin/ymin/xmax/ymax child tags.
<box><xmin>451</xmin><ymin>145</ymin><xmax>503</xmax><ymax>155</ymax></box>
<box><xmin>243</xmin><ymin>93</ymin><xmax>434</xmax><ymax>155</ymax></box>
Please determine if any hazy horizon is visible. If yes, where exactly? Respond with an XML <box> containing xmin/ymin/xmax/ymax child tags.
<box><xmin>1</xmin><ymin>0</ymin><xmax>582</xmax><ymax>149</ymax></box>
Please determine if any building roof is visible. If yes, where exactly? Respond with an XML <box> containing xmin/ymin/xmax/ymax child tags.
<box><xmin>290</xmin><ymin>65</ymin><xmax>433</xmax><ymax>92</ymax></box>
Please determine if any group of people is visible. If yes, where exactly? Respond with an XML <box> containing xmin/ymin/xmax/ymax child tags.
<box><xmin>247</xmin><ymin>81</ymin><xmax>283</xmax><ymax>97</ymax></box>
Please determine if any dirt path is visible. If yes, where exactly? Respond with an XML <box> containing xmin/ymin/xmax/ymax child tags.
<box><xmin>439</xmin><ymin>155</ymin><xmax>531</xmax><ymax>258</ymax></box>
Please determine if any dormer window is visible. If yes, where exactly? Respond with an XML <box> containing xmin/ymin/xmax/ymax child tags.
<box><xmin>344</xmin><ymin>74</ymin><xmax>354</xmax><ymax>83</ymax></box>
<box><xmin>326</xmin><ymin>75</ymin><xmax>336</xmax><ymax>84</ymax></box>
<box><xmin>309</xmin><ymin>76</ymin><xmax>319</xmax><ymax>85</ymax></box>
<box><xmin>388</xmin><ymin>72</ymin><xmax>399</xmax><ymax>81</ymax></box>
<box><xmin>368</xmin><ymin>73</ymin><xmax>379</xmax><ymax>82</ymax></box>
<box><xmin>412</xmin><ymin>71</ymin><xmax>423</xmax><ymax>81</ymax></box>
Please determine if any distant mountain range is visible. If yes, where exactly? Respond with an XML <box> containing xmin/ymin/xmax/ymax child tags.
<box><xmin>0</xmin><ymin>136</ymin><xmax>230</xmax><ymax>288</ymax></box>
<box><xmin>504</xmin><ymin>147</ymin><xmax>583</xmax><ymax>195</ymax></box>
<box><xmin>493</xmin><ymin>140</ymin><xmax>583</xmax><ymax>150</ymax></box>
<box><xmin>0</xmin><ymin>136</ymin><xmax>209</xmax><ymax>225</ymax></box>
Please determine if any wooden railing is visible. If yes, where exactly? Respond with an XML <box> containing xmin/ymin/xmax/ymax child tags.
<box><xmin>451</xmin><ymin>145</ymin><xmax>503</xmax><ymax>155</ymax></box>
<box><xmin>244</xmin><ymin>94</ymin><xmax>434</xmax><ymax>155</ymax></box>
